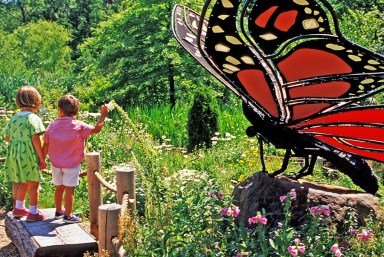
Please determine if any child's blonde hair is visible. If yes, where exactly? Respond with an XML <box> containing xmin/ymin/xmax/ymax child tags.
<box><xmin>16</xmin><ymin>85</ymin><xmax>42</xmax><ymax>110</ymax></box>
<box><xmin>58</xmin><ymin>94</ymin><xmax>80</xmax><ymax>117</ymax></box>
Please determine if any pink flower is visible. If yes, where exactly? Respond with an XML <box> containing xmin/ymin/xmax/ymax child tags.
<box><xmin>315</xmin><ymin>207</ymin><xmax>323</xmax><ymax>215</ymax></box>
<box><xmin>220</xmin><ymin>207</ymin><xmax>231</xmax><ymax>216</ymax></box>
<box><xmin>334</xmin><ymin>248</ymin><xmax>342</xmax><ymax>257</ymax></box>
<box><xmin>287</xmin><ymin>246</ymin><xmax>298</xmax><ymax>257</ymax></box>
<box><xmin>280</xmin><ymin>195</ymin><xmax>287</xmax><ymax>202</ymax></box>
<box><xmin>232</xmin><ymin>206</ymin><xmax>240</xmax><ymax>218</ymax></box>
<box><xmin>248</xmin><ymin>216</ymin><xmax>258</xmax><ymax>225</ymax></box>
<box><xmin>321</xmin><ymin>205</ymin><xmax>331</xmax><ymax>216</ymax></box>
<box><xmin>350</xmin><ymin>228</ymin><xmax>358</xmax><ymax>234</ymax></box>
<box><xmin>293</xmin><ymin>238</ymin><xmax>300</xmax><ymax>244</ymax></box>
<box><xmin>259</xmin><ymin>217</ymin><xmax>267</xmax><ymax>224</ymax></box>
<box><xmin>208</xmin><ymin>191</ymin><xmax>215</xmax><ymax>197</ymax></box>
<box><xmin>310</xmin><ymin>206</ymin><xmax>318</xmax><ymax>214</ymax></box>
<box><xmin>236</xmin><ymin>254</ymin><xmax>242</xmax><ymax>257</ymax></box>
<box><xmin>357</xmin><ymin>229</ymin><xmax>373</xmax><ymax>242</ymax></box>
<box><xmin>217</xmin><ymin>191</ymin><xmax>223</xmax><ymax>199</ymax></box>
<box><xmin>248</xmin><ymin>214</ymin><xmax>267</xmax><ymax>225</ymax></box>
<box><xmin>331</xmin><ymin>244</ymin><xmax>339</xmax><ymax>253</ymax></box>
<box><xmin>310</xmin><ymin>205</ymin><xmax>331</xmax><ymax>216</ymax></box>
<box><xmin>297</xmin><ymin>246</ymin><xmax>305</xmax><ymax>254</ymax></box>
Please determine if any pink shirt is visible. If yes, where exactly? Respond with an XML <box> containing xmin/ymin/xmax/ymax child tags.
<box><xmin>43</xmin><ymin>117</ymin><xmax>94</xmax><ymax>168</ymax></box>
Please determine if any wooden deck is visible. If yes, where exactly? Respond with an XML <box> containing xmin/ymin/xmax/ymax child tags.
<box><xmin>5</xmin><ymin>208</ymin><xmax>98</xmax><ymax>257</ymax></box>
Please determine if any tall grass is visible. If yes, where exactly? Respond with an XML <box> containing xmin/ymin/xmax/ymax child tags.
<box><xmin>121</xmin><ymin>103</ymin><xmax>251</xmax><ymax>148</ymax></box>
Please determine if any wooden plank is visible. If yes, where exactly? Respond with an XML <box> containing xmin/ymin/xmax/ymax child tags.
<box><xmin>5</xmin><ymin>208</ymin><xmax>98</xmax><ymax>257</ymax></box>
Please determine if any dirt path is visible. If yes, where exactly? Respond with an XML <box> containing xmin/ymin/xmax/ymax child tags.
<box><xmin>0</xmin><ymin>209</ymin><xmax>20</xmax><ymax>257</ymax></box>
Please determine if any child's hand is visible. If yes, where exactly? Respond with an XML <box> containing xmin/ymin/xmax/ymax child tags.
<box><xmin>39</xmin><ymin>159</ymin><xmax>47</xmax><ymax>170</ymax></box>
<box><xmin>100</xmin><ymin>104</ymin><xmax>109</xmax><ymax>116</ymax></box>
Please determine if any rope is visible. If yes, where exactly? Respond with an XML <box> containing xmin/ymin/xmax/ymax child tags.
<box><xmin>121</xmin><ymin>193</ymin><xmax>130</xmax><ymax>217</ymax></box>
<box><xmin>112</xmin><ymin>237</ymin><xmax>129</xmax><ymax>257</ymax></box>
<box><xmin>94</xmin><ymin>171</ymin><xmax>117</xmax><ymax>193</ymax></box>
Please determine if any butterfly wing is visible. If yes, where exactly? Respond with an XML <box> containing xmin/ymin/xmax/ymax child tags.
<box><xmin>172</xmin><ymin>3</ymin><xmax>284</xmax><ymax>121</ymax></box>
<box><xmin>172</xmin><ymin>0</ymin><xmax>384</xmax><ymax>163</ymax></box>
<box><xmin>288</xmin><ymin>106</ymin><xmax>384</xmax><ymax>162</ymax></box>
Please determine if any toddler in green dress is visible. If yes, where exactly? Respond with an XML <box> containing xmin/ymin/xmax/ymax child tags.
<box><xmin>4</xmin><ymin>86</ymin><xmax>47</xmax><ymax>222</ymax></box>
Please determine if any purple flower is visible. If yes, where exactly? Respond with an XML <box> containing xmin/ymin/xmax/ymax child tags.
<box><xmin>357</xmin><ymin>229</ymin><xmax>373</xmax><ymax>242</ymax></box>
<box><xmin>232</xmin><ymin>206</ymin><xmax>240</xmax><ymax>218</ymax></box>
<box><xmin>220</xmin><ymin>207</ymin><xmax>231</xmax><ymax>216</ymax></box>
<box><xmin>248</xmin><ymin>214</ymin><xmax>267</xmax><ymax>225</ymax></box>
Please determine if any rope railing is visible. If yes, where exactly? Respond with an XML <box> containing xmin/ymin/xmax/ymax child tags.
<box><xmin>111</xmin><ymin>192</ymin><xmax>130</xmax><ymax>257</ymax></box>
<box><xmin>85</xmin><ymin>152</ymin><xmax>136</xmax><ymax>257</ymax></box>
<box><xmin>94</xmin><ymin>171</ymin><xmax>117</xmax><ymax>193</ymax></box>
<box><xmin>120</xmin><ymin>193</ymin><xmax>130</xmax><ymax>217</ymax></box>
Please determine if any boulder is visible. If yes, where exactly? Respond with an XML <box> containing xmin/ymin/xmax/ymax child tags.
<box><xmin>232</xmin><ymin>172</ymin><xmax>383</xmax><ymax>227</ymax></box>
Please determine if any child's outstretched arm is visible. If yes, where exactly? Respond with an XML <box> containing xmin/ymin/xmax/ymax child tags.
<box><xmin>91</xmin><ymin>104</ymin><xmax>109</xmax><ymax>134</ymax></box>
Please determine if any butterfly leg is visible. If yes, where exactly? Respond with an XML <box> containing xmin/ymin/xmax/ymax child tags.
<box><xmin>292</xmin><ymin>154</ymin><xmax>318</xmax><ymax>179</ymax></box>
<box><xmin>258</xmin><ymin>135</ymin><xmax>267</xmax><ymax>173</ymax></box>
<box><xmin>269</xmin><ymin>148</ymin><xmax>292</xmax><ymax>177</ymax></box>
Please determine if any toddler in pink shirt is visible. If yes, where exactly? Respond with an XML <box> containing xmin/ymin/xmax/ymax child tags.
<box><xmin>43</xmin><ymin>94</ymin><xmax>109</xmax><ymax>223</ymax></box>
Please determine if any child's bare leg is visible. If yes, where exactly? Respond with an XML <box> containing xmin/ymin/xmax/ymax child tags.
<box><xmin>55</xmin><ymin>185</ymin><xmax>65</xmax><ymax>212</ymax></box>
<box><xmin>64</xmin><ymin>186</ymin><xmax>75</xmax><ymax>217</ymax></box>
<box><xmin>28</xmin><ymin>181</ymin><xmax>40</xmax><ymax>206</ymax></box>
<box><xmin>16</xmin><ymin>182</ymin><xmax>30</xmax><ymax>201</ymax></box>
<box><xmin>14</xmin><ymin>182</ymin><xmax>29</xmax><ymax>210</ymax></box>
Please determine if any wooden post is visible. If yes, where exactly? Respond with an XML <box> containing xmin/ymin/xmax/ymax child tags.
<box><xmin>86</xmin><ymin>152</ymin><xmax>102</xmax><ymax>239</ymax></box>
<box><xmin>12</xmin><ymin>182</ymin><xmax>20</xmax><ymax>209</ymax></box>
<box><xmin>98</xmin><ymin>203</ymin><xmax>121</xmax><ymax>257</ymax></box>
<box><xmin>116</xmin><ymin>165</ymin><xmax>136</xmax><ymax>212</ymax></box>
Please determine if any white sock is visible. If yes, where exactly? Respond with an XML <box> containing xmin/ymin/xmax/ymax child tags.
<box><xmin>15</xmin><ymin>200</ymin><xmax>25</xmax><ymax>210</ymax></box>
<box><xmin>29</xmin><ymin>205</ymin><xmax>37</xmax><ymax>214</ymax></box>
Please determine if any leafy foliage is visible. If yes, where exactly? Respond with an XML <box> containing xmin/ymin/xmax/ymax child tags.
<box><xmin>339</xmin><ymin>7</ymin><xmax>383</xmax><ymax>54</ymax></box>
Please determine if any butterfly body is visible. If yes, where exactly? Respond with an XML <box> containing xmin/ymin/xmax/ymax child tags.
<box><xmin>172</xmin><ymin>0</ymin><xmax>384</xmax><ymax>194</ymax></box>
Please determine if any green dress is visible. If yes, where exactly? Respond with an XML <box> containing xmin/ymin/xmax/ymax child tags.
<box><xmin>4</xmin><ymin>112</ymin><xmax>45</xmax><ymax>183</ymax></box>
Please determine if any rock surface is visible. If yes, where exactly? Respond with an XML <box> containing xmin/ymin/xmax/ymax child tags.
<box><xmin>233</xmin><ymin>172</ymin><xmax>383</xmax><ymax>227</ymax></box>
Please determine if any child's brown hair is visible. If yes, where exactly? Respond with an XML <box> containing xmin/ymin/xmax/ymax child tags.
<box><xmin>58</xmin><ymin>94</ymin><xmax>80</xmax><ymax>117</ymax></box>
<box><xmin>16</xmin><ymin>86</ymin><xmax>42</xmax><ymax>110</ymax></box>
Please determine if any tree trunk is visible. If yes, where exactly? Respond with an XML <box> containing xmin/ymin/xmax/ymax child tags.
<box><xmin>169</xmin><ymin>68</ymin><xmax>176</xmax><ymax>109</ymax></box>
<box><xmin>17</xmin><ymin>0</ymin><xmax>27</xmax><ymax>23</ymax></box>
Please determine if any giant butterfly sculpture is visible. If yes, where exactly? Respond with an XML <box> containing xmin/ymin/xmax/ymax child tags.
<box><xmin>171</xmin><ymin>0</ymin><xmax>384</xmax><ymax>194</ymax></box>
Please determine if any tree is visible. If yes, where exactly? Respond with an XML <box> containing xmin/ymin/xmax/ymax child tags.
<box><xmin>186</xmin><ymin>88</ymin><xmax>219</xmax><ymax>152</ymax></box>
<box><xmin>77</xmin><ymin>0</ymin><xmax>209</xmax><ymax>108</ymax></box>
<box><xmin>12</xmin><ymin>20</ymin><xmax>72</xmax><ymax>75</ymax></box>
<box><xmin>0</xmin><ymin>0</ymin><xmax>110</xmax><ymax>59</ymax></box>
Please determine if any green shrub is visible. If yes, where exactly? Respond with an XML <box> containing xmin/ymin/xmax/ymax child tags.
<box><xmin>187</xmin><ymin>89</ymin><xmax>219</xmax><ymax>152</ymax></box>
